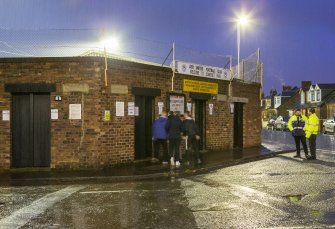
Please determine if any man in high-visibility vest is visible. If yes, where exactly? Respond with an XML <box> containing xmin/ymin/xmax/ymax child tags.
<box><xmin>288</xmin><ymin>109</ymin><xmax>309</xmax><ymax>158</ymax></box>
<box><xmin>305</xmin><ymin>108</ymin><xmax>319</xmax><ymax>160</ymax></box>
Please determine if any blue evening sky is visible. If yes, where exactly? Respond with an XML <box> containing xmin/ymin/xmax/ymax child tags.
<box><xmin>1</xmin><ymin>0</ymin><xmax>335</xmax><ymax>94</ymax></box>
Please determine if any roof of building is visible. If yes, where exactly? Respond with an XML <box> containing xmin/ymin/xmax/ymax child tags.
<box><xmin>80</xmin><ymin>49</ymin><xmax>168</xmax><ymax>68</ymax></box>
<box><xmin>317</xmin><ymin>84</ymin><xmax>335</xmax><ymax>90</ymax></box>
<box><xmin>322</xmin><ymin>90</ymin><xmax>335</xmax><ymax>103</ymax></box>
<box><xmin>277</xmin><ymin>86</ymin><xmax>299</xmax><ymax>97</ymax></box>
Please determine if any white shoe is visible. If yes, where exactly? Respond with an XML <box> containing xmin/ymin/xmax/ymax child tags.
<box><xmin>162</xmin><ymin>161</ymin><xmax>168</xmax><ymax>165</ymax></box>
<box><xmin>175</xmin><ymin>161</ymin><xmax>181</xmax><ymax>167</ymax></box>
<box><xmin>170</xmin><ymin>157</ymin><xmax>175</xmax><ymax>166</ymax></box>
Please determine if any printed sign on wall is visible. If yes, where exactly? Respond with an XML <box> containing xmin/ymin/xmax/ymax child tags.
<box><xmin>51</xmin><ymin>109</ymin><xmax>58</xmax><ymax>120</ymax></box>
<box><xmin>104</xmin><ymin>110</ymin><xmax>111</xmax><ymax>121</ymax></box>
<box><xmin>176</xmin><ymin>60</ymin><xmax>230</xmax><ymax>81</ymax></box>
<box><xmin>2</xmin><ymin>110</ymin><xmax>9</xmax><ymax>121</ymax></box>
<box><xmin>169</xmin><ymin>95</ymin><xmax>185</xmax><ymax>114</ymax></box>
<box><xmin>116</xmin><ymin>102</ymin><xmax>124</xmax><ymax>117</ymax></box>
<box><xmin>69</xmin><ymin>104</ymin><xmax>81</xmax><ymax>120</ymax></box>
<box><xmin>183</xmin><ymin>79</ymin><xmax>218</xmax><ymax>94</ymax></box>
<box><xmin>128</xmin><ymin>102</ymin><xmax>135</xmax><ymax>116</ymax></box>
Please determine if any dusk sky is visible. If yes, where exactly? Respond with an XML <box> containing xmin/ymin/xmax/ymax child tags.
<box><xmin>1</xmin><ymin>0</ymin><xmax>335</xmax><ymax>94</ymax></box>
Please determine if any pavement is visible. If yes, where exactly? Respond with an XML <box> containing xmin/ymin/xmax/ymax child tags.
<box><xmin>0</xmin><ymin>129</ymin><xmax>334</xmax><ymax>186</ymax></box>
<box><xmin>0</xmin><ymin>146</ymin><xmax>294</xmax><ymax>186</ymax></box>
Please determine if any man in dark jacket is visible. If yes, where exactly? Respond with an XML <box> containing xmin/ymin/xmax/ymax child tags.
<box><xmin>165</xmin><ymin>111</ymin><xmax>183</xmax><ymax>167</ymax></box>
<box><xmin>152</xmin><ymin>112</ymin><xmax>168</xmax><ymax>164</ymax></box>
<box><xmin>182</xmin><ymin>111</ymin><xmax>201</xmax><ymax>164</ymax></box>
<box><xmin>288</xmin><ymin>109</ymin><xmax>309</xmax><ymax>158</ymax></box>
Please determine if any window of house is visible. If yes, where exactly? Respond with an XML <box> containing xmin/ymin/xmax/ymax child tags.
<box><xmin>311</xmin><ymin>90</ymin><xmax>315</xmax><ymax>102</ymax></box>
<box><xmin>301</xmin><ymin>92</ymin><xmax>305</xmax><ymax>104</ymax></box>
<box><xmin>316</xmin><ymin>90</ymin><xmax>321</xmax><ymax>101</ymax></box>
<box><xmin>274</xmin><ymin>96</ymin><xmax>281</xmax><ymax>108</ymax></box>
<box><xmin>307</xmin><ymin>91</ymin><xmax>312</xmax><ymax>102</ymax></box>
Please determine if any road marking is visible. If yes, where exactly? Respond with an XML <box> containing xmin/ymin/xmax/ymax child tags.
<box><xmin>261</xmin><ymin>226</ymin><xmax>335</xmax><ymax>229</ymax></box>
<box><xmin>80</xmin><ymin>189</ymin><xmax>173</xmax><ymax>194</ymax></box>
<box><xmin>0</xmin><ymin>185</ymin><xmax>85</xmax><ymax>229</ymax></box>
<box><xmin>228</xmin><ymin>183</ymin><xmax>287</xmax><ymax>214</ymax></box>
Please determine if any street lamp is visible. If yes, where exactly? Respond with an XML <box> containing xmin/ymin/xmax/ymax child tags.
<box><xmin>237</xmin><ymin>15</ymin><xmax>249</xmax><ymax>79</ymax></box>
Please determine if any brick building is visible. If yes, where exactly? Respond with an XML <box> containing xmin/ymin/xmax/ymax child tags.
<box><xmin>0</xmin><ymin>57</ymin><xmax>261</xmax><ymax>170</ymax></box>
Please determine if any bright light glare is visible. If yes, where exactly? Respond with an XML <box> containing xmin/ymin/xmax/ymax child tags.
<box><xmin>238</xmin><ymin>16</ymin><xmax>249</xmax><ymax>25</ymax></box>
<box><xmin>101</xmin><ymin>36</ymin><xmax>120</xmax><ymax>52</ymax></box>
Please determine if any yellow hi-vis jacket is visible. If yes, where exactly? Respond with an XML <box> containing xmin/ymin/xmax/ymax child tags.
<box><xmin>288</xmin><ymin>115</ymin><xmax>308</xmax><ymax>136</ymax></box>
<box><xmin>305</xmin><ymin>113</ymin><xmax>319</xmax><ymax>138</ymax></box>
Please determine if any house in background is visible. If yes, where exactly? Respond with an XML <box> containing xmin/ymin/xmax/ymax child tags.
<box><xmin>300</xmin><ymin>83</ymin><xmax>335</xmax><ymax>121</ymax></box>
<box><xmin>261</xmin><ymin>89</ymin><xmax>277</xmax><ymax>128</ymax></box>
<box><xmin>274</xmin><ymin>86</ymin><xmax>299</xmax><ymax>109</ymax></box>
<box><xmin>274</xmin><ymin>86</ymin><xmax>299</xmax><ymax>117</ymax></box>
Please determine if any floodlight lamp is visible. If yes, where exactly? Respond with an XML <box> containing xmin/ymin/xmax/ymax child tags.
<box><xmin>238</xmin><ymin>16</ymin><xmax>249</xmax><ymax>25</ymax></box>
<box><xmin>101</xmin><ymin>36</ymin><xmax>120</xmax><ymax>53</ymax></box>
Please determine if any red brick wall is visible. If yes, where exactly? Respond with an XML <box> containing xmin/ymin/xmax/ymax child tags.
<box><xmin>0</xmin><ymin>57</ymin><xmax>261</xmax><ymax>169</ymax></box>
<box><xmin>231</xmin><ymin>81</ymin><xmax>262</xmax><ymax>148</ymax></box>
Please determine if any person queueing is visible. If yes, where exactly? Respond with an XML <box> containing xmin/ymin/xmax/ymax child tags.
<box><xmin>305</xmin><ymin>108</ymin><xmax>319</xmax><ymax>160</ymax></box>
<box><xmin>288</xmin><ymin>109</ymin><xmax>310</xmax><ymax>159</ymax></box>
<box><xmin>182</xmin><ymin>111</ymin><xmax>201</xmax><ymax>164</ymax></box>
<box><xmin>165</xmin><ymin>111</ymin><xmax>183</xmax><ymax>167</ymax></box>
<box><xmin>152</xmin><ymin>111</ymin><xmax>169</xmax><ymax>164</ymax></box>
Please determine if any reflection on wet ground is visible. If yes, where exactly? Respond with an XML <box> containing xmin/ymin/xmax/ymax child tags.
<box><xmin>0</xmin><ymin>153</ymin><xmax>335</xmax><ymax>228</ymax></box>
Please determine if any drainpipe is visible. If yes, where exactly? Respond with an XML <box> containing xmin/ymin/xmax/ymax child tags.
<box><xmin>228</xmin><ymin>55</ymin><xmax>233</xmax><ymax>97</ymax></box>
<box><xmin>104</xmin><ymin>45</ymin><xmax>108</xmax><ymax>87</ymax></box>
<box><xmin>171</xmin><ymin>42</ymin><xmax>175</xmax><ymax>92</ymax></box>
<box><xmin>257</xmin><ymin>48</ymin><xmax>262</xmax><ymax>103</ymax></box>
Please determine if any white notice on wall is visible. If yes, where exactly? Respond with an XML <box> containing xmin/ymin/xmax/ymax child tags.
<box><xmin>158</xmin><ymin>102</ymin><xmax>164</xmax><ymax>114</ymax></box>
<box><xmin>128</xmin><ymin>102</ymin><xmax>135</xmax><ymax>116</ymax></box>
<box><xmin>116</xmin><ymin>102</ymin><xmax>124</xmax><ymax>117</ymax></box>
<box><xmin>187</xmin><ymin>103</ymin><xmax>192</xmax><ymax>112</ymax></box>
<box><xmin>209</xmin><ymin>104</ymin><xmax>214</xmax><ymax>115</ymax></box>
<box><xmin>2</xmin><ymin>110</ymin><xmax>9</xmax><ymax>121</ymax></box>
<box><xmin>51</xmin><ymin>109</ymin><xmax>58</xmax><ymax>120</ymax></box>
<box><xmin>69</xmin><ymin>104</ymin><xmax>81</xmax><ymax>119</ymax></box>
<box><xmin>134</xmin><ymin>106</ymin><xmax>139</xmax><ymax>116</ymax></box>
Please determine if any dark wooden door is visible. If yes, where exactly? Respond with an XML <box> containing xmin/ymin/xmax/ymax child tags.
<box><xmin>12</xmin><ymin>94</ymin><xmax>32</xmax><ymax>167</ymax></box>
<box><xmin>233</xmin><ymin>103</ymin><xmax>244</xmax><ymax>148</ymax></box>
<box><xmin>12</xmin><ymin>93</ymin><xmax>51</xmax><ymax>167</ymax></box>
<box><xmin>33</xmin><ymin>94</ymin><xmax>51</xmax><ymax>167</ymax></box>
<box><xmin>135</xmin><ymin>96</ymin><xmax>154</xmax><ymax>160</ymax></box>
<box><xmin>194</xmin><ymin>99</ymin><xmax>206</xmax><ymax>150</ymax></box>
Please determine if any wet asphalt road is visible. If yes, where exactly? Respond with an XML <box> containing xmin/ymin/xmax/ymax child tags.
<box><xmin>1</xmin><ymin>153</ymin><xmax>335</xmax><ymax>228</ymax></box>
<box><xmin>262</xmin><ymin>130</ymin><xmax>335</xmax><ymax>161</ymax></box>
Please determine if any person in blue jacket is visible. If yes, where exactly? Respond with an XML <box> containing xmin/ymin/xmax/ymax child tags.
<box><xmin>152</xmin><ymin>111</ymin><xmax>169</xmax><ymax>164</ymax></box>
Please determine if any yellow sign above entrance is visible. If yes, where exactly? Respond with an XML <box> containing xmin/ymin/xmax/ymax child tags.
<box><xmin>183</xmin><ymin>79</ymin><xmax>218</xmax><ymax>94</ymax></box>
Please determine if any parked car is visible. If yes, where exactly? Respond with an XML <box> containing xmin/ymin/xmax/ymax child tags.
<box><xmin>274</xmin><ymin>116</ymin><xmax>289</xmax><ymax>131</ymax></box>
<box><xmin>323</xmin><ymin>119</ymin><xmax>335</xmax><ymax>134</ymax></box>
<box><xmin>267</xmin><ymin>118</ymin><xmax>276</xmax><ymax>130</ymax></box>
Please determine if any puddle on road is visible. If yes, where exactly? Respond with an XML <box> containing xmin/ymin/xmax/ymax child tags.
<box><xmin>284</xmin><ymin>194</ymin><xmax>307</xmax><ymax>202</ymax></box>
<box><xmin>267</xmin><ymin>172</ymin><xmax>289</xmax><ymax>176</ymax></box>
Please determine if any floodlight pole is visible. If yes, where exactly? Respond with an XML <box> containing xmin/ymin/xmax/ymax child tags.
<box><xmin>172</xmin><ymin>42</ymin><xmax>175</xmax><ymax>91</ymax></box>
<box><xmin>237</xmin><ymin>23</ymin><xmax>241</xmax><ymax>80</ymax></box>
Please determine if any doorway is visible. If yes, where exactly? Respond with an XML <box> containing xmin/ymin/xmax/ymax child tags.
<box><xmin>11</xmin><ymin>93</ymin><xmax>51</xmax><ymax>167</ymax></box>
<box><xmin>132</xmin><ymin>87</ymin><xmax>161</xmax><ymax>160</ymax></box>
<box><xmin>189</xmin><ymin>92</ymin><xmax>211</xmax><ymax>151</ymax></box>
<box><xmin>233</xmin><ymin>102</ymin><xmax>244</xmax><ymax>148</ymax></box>
<box><xmin>134</xmin><ymin>95</ymin><xmax>155</xmax><ymax>160</ymax></box>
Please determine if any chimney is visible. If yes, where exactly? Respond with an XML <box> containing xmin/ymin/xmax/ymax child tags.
<box><xmin>282</xmin><ymin>85</ymin><xmax>292</xmax><ymax>92</ymax></box>
<box><xmin>301</xmin><ymin>81</ymin><xmax>312</xmax><ymax>90</ymax></box>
